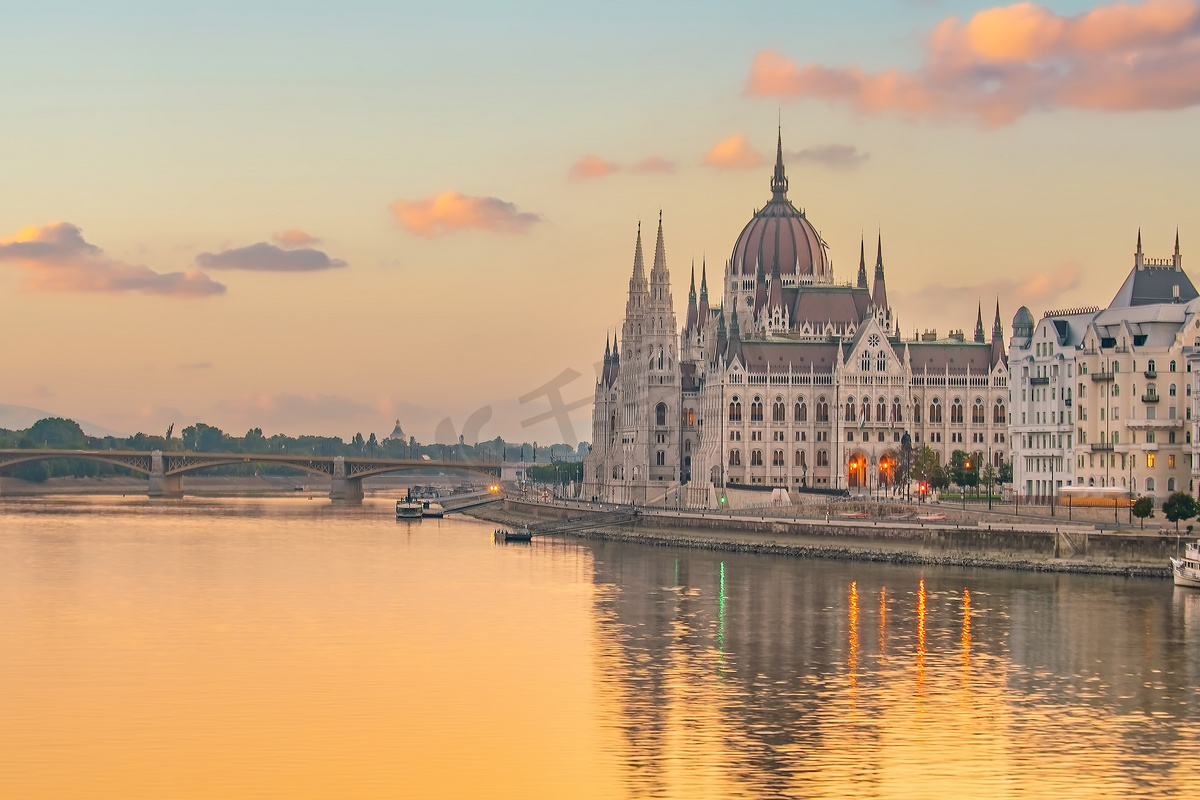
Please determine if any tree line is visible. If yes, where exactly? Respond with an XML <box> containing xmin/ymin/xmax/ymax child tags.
<box><xmin>0</xmin><ymin>417</ymin><xmax>589</xmax><ymax>483</ymax></box>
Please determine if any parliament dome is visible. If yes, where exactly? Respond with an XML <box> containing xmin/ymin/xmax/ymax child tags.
<box><xmin>730</xmin><ymin>132</ymin><xmax>830</xmax><ymax>279</ymax></box>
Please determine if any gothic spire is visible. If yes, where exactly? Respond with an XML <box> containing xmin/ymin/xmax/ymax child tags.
<box><xmin>604</xmin><ymin>332</ymin><xmax>611</xmax><ymax>363</ymax></box>
<box><xmin>686</xmin><ymin>260</ymin><xmax>698</xmax><ymax>331</ymax></box>
<box><xmin>651</xmin><ymin>210</ymin><xmax>667</xmax><ymax>280</ymax></box>
<box><xmin>630</xmin><ymin>221</ymin><xmax>646</xmax><ymax>288</ymax></box>
<box><xmin>698</xmin><ymin>258</ymin><xmax>710</xmax><ymax>323</ymax></box>
<box><xmin>1136</xmin><ymin>227</ymin><xmax>1143</xmax><ymax>269</ymax></box>
<box><xmin>770</xmin><ymin>125</ymin><xmax>788</xmax><ymax>199</ymax></box>
<box><xmin>974</xmin><ymin>302</ymin><xmax>985</xmax><ymax>343</ymax></box>
<box><xmin>872</xmin><ymin>231</ymin><xmax>888</xmax><ymax>312</ymax></box>
<box><xmin>856</xmin><ymin>235</ymin><xmax>867</xmax><ymax>289</ymax></box>
<box><xmin>727</xmin><ymin>304</ymin><xmax>743</xmax><ymax>363</ymax></box>
<box><xmin>992</xmin><ymin>298</ymin><xmax>1003</xmax><ymax>340</ymax></box>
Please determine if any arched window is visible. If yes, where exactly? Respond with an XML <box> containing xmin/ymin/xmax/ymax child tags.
<box><xmin>1147</xmin><ymin>477</ymin><xmax>1156</xmax><ymax>492</ymax></box>
<box><xmin>794</xmin><ymin>400</ymin><xmax>807</xmax><ymax>422</ymax></box>
<box><xmin>772</xmin><ymin>450</ymin><xmax>784</xmax><ymax>467</ymax></box>
<box><xmin>655</xmin><ymin>403</ymin><xmax>667</xmax><ymax>426</ymax></box>
<box><xmin>1112</xmin><ymin>384</ymin><xmax>1120</xmax><ymax>397</ymax></box>
<box><xmin>877</xmin><ymin>351</ymin><xmax>887</xmax><ymax>372</ymax></box>
<box><xmin>930</xmin><ymin>398</ymin><xmax>942</xmax><ymax>424</ymax></box>
<box><xmin>750</xmin><ymin>400</ymin><xmax>764</xmax><ymax>421</ymax></box>
<box><xmin>772</xmin><ymin>399</ymin><xmax>786</xmax><ymax>422</ymax></box>
<box><xmin>750</xmin><ymin>449</ymin><xmax>763</xmax><ymax>466</ymax></box>
<box><xmin>912</xmin><ymin>400</ymin><xmax>922</xmax><ymax>425</ymax></box>
<box><xmin>817</xmin><ymin>449</ymin><xmax>829</xmax><ymax>467</ymax></box>
<box><xmin>846</xmin><ymin>397</ymin><xmax>857</xmax><ymax>422</ymax></box>
<box><xmin>892</xmin><ymin>397</ymin><xmax>903</xmax><ymax>423</ymax></box>
<box><xmin>861</xmin><ymin>352</ymin><xmax>870</xmax><ymax>371</ymax></box>
<box><xmin>729</xmin><ymin>449</ymin><xmax>741</xmax><ymax>466</ymax></box>
<box><xmin>656</xmin><ymin>450</ymin><xmax>665</xmax><ymax>466</ymax></box>
<box><xmin>1170</xmin><ymin>383</ymin><xmax>1178</xmax><ymax>396</ymax></box>
<box><xmin>1148</xmin><ymin>359</ymin><xmax>1156</xmax><ymax>373</ymax></box>
<box><xmin>994</xmin><ymin>399</ymin><xmax>1006</xmax><ymax>424</ymax></box>
<box><xmin>972</xmin><ymin>398</ymin><xmax>985</xmax><ymax>424</ymax></box>
<box><xmin>876</xmin><ymin>397</ymin><xmax>886</xmax><ymax>422</ymax></box>
<box><xmin>861</xmin><ymin>399</ymin><xmax>871</xmax><ymax>422</ymax></box>
<box><xmin>1168</xmin><ymin>477</ymin><xmax>1177</xmax><ymax>492</ymax></box>
<box><xmin>795</xmin><ymin>450</ymin><xmax>806</xmax><ymax>468</ymax></box>
<box><xmin>729</xmin><ymin>397</ymin><xmax>742</xmax><ymax>422</ymax></box>
<box><xmin>816</xmin><ymin>397</ymin><xmax>829</xmax><ymax>423</ymax></box>
<box><xmin>1171</xmin><ymin>360</ymin><xmax>1177</xmax><ymax>372</ymax></box>
<box><xmin>951</xmin><ymin>398</ymin><xmax>964</xmax><ymax>424</ymax></box>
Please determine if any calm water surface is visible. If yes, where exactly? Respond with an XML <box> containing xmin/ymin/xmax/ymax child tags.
<box><xmin>2</xmin><ymin>496</ymin><xmax>1199</xmax><ymax>799</ymax></box>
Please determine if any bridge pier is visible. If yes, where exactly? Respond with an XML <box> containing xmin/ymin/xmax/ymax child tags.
<box><xmin>148</xmin><ymin>450</ymin><xmax>184</xmax><ymax>498</ymax></box>
<box><xmin>329</xmin><ymin>456</ymin><xmax>364</xmax><ymax>504</ymax></box>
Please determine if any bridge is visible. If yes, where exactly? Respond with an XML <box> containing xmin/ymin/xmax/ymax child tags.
<box><xmin>0</xmin><ymin>449</ymin><xmax>501</xmax><ymax>503</ymax></box>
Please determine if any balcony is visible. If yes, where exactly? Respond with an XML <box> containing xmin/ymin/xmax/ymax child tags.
<box><xmin>1090</xmin><ymin>371</ymin><xmax>1115</xmax><ymax>382</ymax></box>
<box><xmin>1030</xmin><ymin>376</ymin><xmax>1050</xmax><ymax>385</ymax></box>
<box><xmin>1145</xmin><ymin>370</ymin><xmax>1157</xmax><ymax>379</ymax></box>
<box><xmin>1142</xmin><ymin>393</ymin><xmax>1161</xmax><ymax>403</ymax></box>
<box><xmin>1090</xmin><ymin>442</ymin><xmax>1114</xmax><ymax>452</ymax></box>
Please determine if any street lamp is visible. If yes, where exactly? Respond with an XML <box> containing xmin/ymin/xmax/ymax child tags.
<box><xmin>963</xmin><ymin>459</ymin><xmax>971</xmax><ymax>510</ymax></box>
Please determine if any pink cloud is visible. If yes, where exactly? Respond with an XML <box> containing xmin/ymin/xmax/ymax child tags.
<box><xmin>703</xmin><ymin>134</ymin><xmax>764</xmax><ymax>169</ymax></box>
<box><xmin>630</xmin><ymin>156</ymin><xmax>677</xmax><ymax>175</ymax></box>
<box><xmin>389</xmin><ymin>192</ymin><xmax>542</xmax><ymax>237</ymax></box>
<box><xmin>746</xmin><ymin>0</ymin><xmax>1200</xmax><ymax>125</ymax></box>
<box><xmin>272</xmin><ymin>229</ymin><xmax>322</xmax><ymax>248</ymax></box>
<box><xmin>0</xmin><ymin>223</ymin><xmax>225</xmax><ymax>298</ymax></box>
<box><xmin>893</xmin><ymin>261</ymin><xmax>1084</xmax><ymax>327</ymax></box>
<box><xmin>568</xmin><ymin>155</ymin><xmax>620</xmax><ymax>180</ymax></box>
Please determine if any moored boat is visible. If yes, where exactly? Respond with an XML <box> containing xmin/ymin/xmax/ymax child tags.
<box><xmin>1170</xmin><ymin>541</ymin><xmax>1200</xmax><ymax>588</ymax></box>
<box><xmin>397</xmin><ymin>490</ymin><xmax>423</xmax><ymax>520</ymax></box>
<box><xmin>495</xmin><ymin>526</ymin><xmax>533</xmax><ymax>543</ymax></box>
<box><xmin>422</xmin><ymin>500</ymin><xmax>445</xmax><ymax>518</ymax></box>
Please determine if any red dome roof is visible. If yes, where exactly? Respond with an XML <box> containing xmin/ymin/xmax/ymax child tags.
<box><xmin>730</xmin><ymin>134</ymin><xmax>830</xmax><ymax>279</ymax></box>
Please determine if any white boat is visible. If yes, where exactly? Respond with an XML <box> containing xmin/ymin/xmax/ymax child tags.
<box><xmin>396</xmin><ymin>492</ymin><xmax>423</xmax><ymax>520</ymax></box>
<box><xmin>422</xmin><ymin>500</ymin><xmax>445</xmax><ymax>518</ymax></box>
<box><xmin>1170</xmin><ymin>541</ymin><xmax>1200</xmax><ymax>588</ymax></box>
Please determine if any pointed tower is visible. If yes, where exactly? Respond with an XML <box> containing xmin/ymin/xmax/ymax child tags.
<box><xmin>727</xmin><ymin>305</ymin><xmax>743</xmax><ymax>364</ymax></box>
<box><xmin>698</xmin><ymin>259</ymin><xmax>710</xmax><ymax>323</ymax></box>
<box><xmin>770</xmin><ymin>124</ymin><xmax>788</xmax><ymax>200</ymax></box>
<box><xmin>685</xmin><ymin>261</ymin><xmax>698</xmax><ymax>332</ymax></box>
<box><xmin>753</xmin><ymin>259</ymin><xmax>768</xmax><ymax>319</ymax></box>
<box><xmin>1175</xmin><ymin>228</ymin><xmax>1183</xmax><ymax>271</ymax></box>
<box><xmin>990</xmin><ymin>299</ymin><xmax>1007</xmax><ymax>368</ymax></box>
<box><xmin>623</xmin><ymin>223</ymin><xmax>650</xmax><ymax>348</ymax></box>
<box><xmin>872</xmin><ymin>232</ymin><xmax>888</xmax><ymax>311</ymax></box>
<box><xmin>856</xmin><ymin>236</ymin><xmax>867</xmax><ymax>289</ymax></box>
<box><xmin>716</xmin><ymin>309</ymin><xmax>728</xmax><ymax>359</ymax></box>
<box><xmin>1136</xmin><ymin>228</ymin><xmax>1144</xmax><ymax>269</ymax></box>
<box><xmin>992</xmin><ymin>299</ymin><xmax>1004</xmax><ymax>340</ymax></box>
<box><xmin>974</xmin><ymin>302</ymin><xmax>985</xmax><ymax>343</ymax></box>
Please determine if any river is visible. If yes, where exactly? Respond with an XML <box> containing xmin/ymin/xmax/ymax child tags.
<box><xmin>1</xmin><ymin>496</ymin><xmax>1198</xmax><ymax>799</ymax></box>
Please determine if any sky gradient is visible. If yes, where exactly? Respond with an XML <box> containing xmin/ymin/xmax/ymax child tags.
<box><xmin>3</xmin><ymin>0</ymin><xmax>1199</xmax><ymax>444</ymax></box>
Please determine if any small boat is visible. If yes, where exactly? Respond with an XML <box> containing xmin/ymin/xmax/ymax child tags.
<box><xmin>1171</xmin><ymin>541</ymin><xmax>1200</xmax><ymax>588</ymax></box>
<box><xmin>397</xmin><ymin>490</ymin><xmax>423</xmax><ymax>520</ymax></box>
<box><xmin>422</xmin><ymin>500</ymin><xmax>445</xmax><ymax>518</ymax></box>
<box><xmin>495</xmin><ymin>526</ymin><xmax>533</xmax><ymax>543</ymax></box>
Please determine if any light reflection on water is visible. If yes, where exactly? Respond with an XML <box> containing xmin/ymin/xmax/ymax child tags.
<box><xmin>2</xmin><ymin>496</ymin><xmax>1200</xmax><ymax>799</ymax></box>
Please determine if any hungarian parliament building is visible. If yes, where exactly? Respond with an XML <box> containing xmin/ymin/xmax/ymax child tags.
<box><xmin>581</xmin><ymin>133</ymin><xmax>1011</xmax><ymax>508</ymax></box>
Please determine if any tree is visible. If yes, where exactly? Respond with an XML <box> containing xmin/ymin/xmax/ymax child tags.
<box><xmin>1162</xmin><ymin>492</ymin><xmax>1197</xmax><ymax>533</ymax></box>
<box><xmin>949</xmin><ymin>450</ymin><xmax>978</xmax><ymax>494</ymax></box>
<box><xmin>911</xmin><ymin>445</ymin><xmax>945</xmax><ymax>497</ymax></box>
<box><xmin>25</xmin><ymin>417</ymin><xmax>87</xmax><ymax>449</ymax></box>
<box><xmin>1132</xmin><ymin>496</ymin><xmax>1155</xmax><ymax>529</ymax></box>
<box><xmin>998</xmin><ymin>457</ymin><xmax>1013</xmax><ymax>485</ymax></box>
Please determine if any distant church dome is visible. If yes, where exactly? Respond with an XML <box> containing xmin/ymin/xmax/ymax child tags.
<box><xmin>730</xmin><ymin>131</ymin><xmax>830</xmax><ymax>279</ymax></box>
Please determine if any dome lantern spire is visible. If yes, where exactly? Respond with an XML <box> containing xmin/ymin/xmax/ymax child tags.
<box><xmin>770</xmin><ymin>125</ymin><xmax>788</xmax><ymax>199</ymax></box>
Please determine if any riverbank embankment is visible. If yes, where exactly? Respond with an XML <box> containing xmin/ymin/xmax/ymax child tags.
<box><xmin>472</xmin><ymin>498</ymin><xmax>1183</xmax><ymax>578</ymax></box>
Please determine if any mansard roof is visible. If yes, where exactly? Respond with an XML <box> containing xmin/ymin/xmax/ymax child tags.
<box><xmin>790</xmin><ymin>285</ymin><xmax>872</xmax><ymax>327</ymax></box>
<box><xmin>906</xmin><ymin>340</ymin><xmax>1000</xmax><ymax>373</ymax></box>
<box><xmin>1110</xmin><ymin>264</ymin><xmax>1198</xmax><ymax>307</ymax></box>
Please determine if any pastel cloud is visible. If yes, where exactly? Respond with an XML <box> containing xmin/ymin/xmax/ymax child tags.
<box><xmin>894</xmin><ymin>261</ymin><xmax>1083</xmax><ymax>325</ymax></box>
<box><xmin>630</xmin><ymin>156</ymin><xmax>677</xmax><ymax>174</ymax></box>
<box><xmin>568</xmin><ymin>155</ymin><xmax>620</xmax><ymax>180</ymax></box>
<box><xmin>745</xmin><ymin>0</ymin><xmax>1200</xmax><ymax>126</ymax></box>
<box><xmin>704</xmin><ymin>134</ymin><xmax>763</xmax><ymax>169</ymax></box>
<box><xmin>390</xmin><ymin>191</ymin><xmax>541</xmax><ymax>237</ymax></box>
<box><xmin>788</xmin><ymin>144</ymin><xmax>870</xmax><ymax>169</ymax></box>
<box><xmin>272</xmin><ymin>229</ymin><xmax>321</xmax><ymax>248</ymax></box>
<box><xmin>0</xmin><ymin>222</ymin><xmax>225</xmax><ymax>298</ymax></box>
<box><xmin>196</xmin><ymin>242</ymin><xmax>346</xmax><ymax>272</ymax></box>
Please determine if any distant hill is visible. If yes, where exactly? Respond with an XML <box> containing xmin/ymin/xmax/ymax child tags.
<box><xmin>0</xmin><ymin>404</ymin><xmax>128</xmax><ymax>439</ymax></box>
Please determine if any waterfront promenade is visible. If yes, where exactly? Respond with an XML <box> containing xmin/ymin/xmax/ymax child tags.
<box><xmin>477</xmin><ymin>495</ymin><xmax>1184</xmax><ymax>577</ymax></box>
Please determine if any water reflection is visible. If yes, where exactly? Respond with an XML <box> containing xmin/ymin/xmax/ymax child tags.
<box><xmin>587</xmin><ymin>540</ymin><xmax>1200</xmax><ymax>799</ymax></box>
